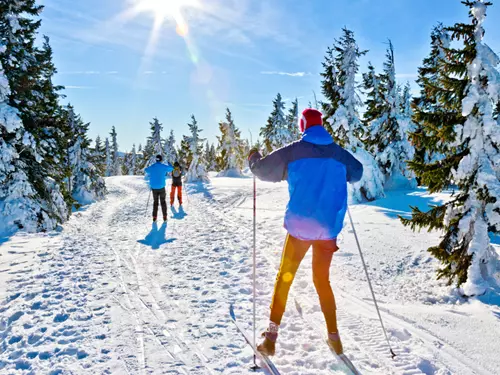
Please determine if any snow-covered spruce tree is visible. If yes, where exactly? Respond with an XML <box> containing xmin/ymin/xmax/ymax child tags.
<box><xmin>129</xmin><ymin>144</ymin><xmax>137</xmax><ymax>175</ymax></box>
<box><xmin>364</xmin><ymin>41</ymin><xmax>416</xmax><ymax>189</ymax></box>
<box><xmin>145</xmin><ymin>117</ymin><xmax>164</xmax><ymax>166</ymax></box>
<box><xmin>109</xmin><ymin>126</ymin><xmax>121</xmax><ymax>176</ymax></box>
<box><xmin>92</xmin><ymin>135</ymin><xmax>106</xmax><ymax>176</ymax></box>
<box><xmin>65</xmin><ymin>105</ymin><xmax>106</xmax><ymax>205</ymax></box>
<box><xmin>320</xmin><ymin>44</ymin><xmax>343</xmax><ymax>136</ymax></box>
<box><xmin>204</xmin><ymin>142</ymin><xmax>211</xmax><ymax>170</ymax></box>
<box><xmin>164</xmin><ymin>129</ymin><xmax>178</xmax><ymax>164</ymax></box>
<box><xmin>104</xmin><ymin>137</ymin><xmax>112</xmax><ymax>177</ymax></box>
<box><xmin>1</xmin><ymin>1</ymin><xmax>69</xmax><ymax>229</ymax></box>
<box><xmin>178</xmin><ymin>138</ymin><xmax>191</xmax><ymax>170</ymax></box>
<box><xmin>216</xmin><ymin>108</ymin><xmax>245</xmax><ymax>176</ymax></box>
<box><xmin>259</xmin><ymin>93</ymin><xmax>290</xmax><ymax>154</ymax></box>
<box><xmin>409</xmin><ymin>24</ymin><xmax>451</xmax><ymax>175</ymax></box>
<box><xmin>135</xmin><ymin>143</ymin><xmax>145</xmax><ymax>174</ymax></box>
<box><xmin>209</xmin><ymin>142</ymin><xmax>218</xmax><ymax>171</ymax></box>
<box><xmin>0</xmin><ymin>54</ymin><xmax>52</xmax><ymax>233</ymax></box>
<box><xmin>204</xmin><ymin>142</ymin><xmax>216</xmax><ymax>172</ymax></box>
<box><xmin>402</xmin><ymin>1</ymin><xmax>499</xmax><ymax>295</ymax></box>
<box><xmin>362</xmin><ymin>62</ymin><xmax>385</xmax><ymax>144</ymax></box>
<box><xmin>138</xmin><ymin>140</ymin><xmax>153</xmax><ymax>171</ymax></box>
<box><xmin>321</xmin><ymin>28</ymin><xmax>384</xmax><ymax>202</ymax></box>
<box><xmin>184</xmin><ymin>115</ymin><xmax>209</xmax><ymax>183</ymax></box>
<box><xmin>286</xmin><ymin>98</ymin><xmax>300</xmax><ymax>142</ymax></box>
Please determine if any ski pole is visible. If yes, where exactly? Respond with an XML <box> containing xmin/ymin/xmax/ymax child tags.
<box><xmin>347</xmin><ymin>207</ymin><xmax>397</xmax><ymax>359</ymax></box>
<box><xmin>251</xmin><ymin>174</ymin><xmax>259</xmax><ymax>371</ymax></box>
<box><xmin>146</xmin><ymin>189</ymin><xmax>152</xmax><ymax>217</ymax></box>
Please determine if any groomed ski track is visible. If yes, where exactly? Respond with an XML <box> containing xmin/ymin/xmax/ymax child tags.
<box><xmin>0</xmin><ymin>175</ymin><xmax>499</xmax><ymax>374</ymax></box>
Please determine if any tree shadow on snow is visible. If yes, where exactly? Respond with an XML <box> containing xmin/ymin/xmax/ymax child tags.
<box><xmin>137</xmin><ymin>222</ymin><xmax>176</xmax><ymax>250</ymax></box>
<box><xmin>364</xmin><ymin>187</ymin><xmax>452</xmax><ymax>220</ymax></box>
<box><xmin>477</xmin><ymin>283</ymin><xmax>500</xmax><ymax>308</ymax></box>
<box><xmin>490</xmin><ymin>233</ymin><xmax>500</xmax><ymax>246</ymax></box>
<box><xmin>171</xmin><ymin>206</ymin><xmax>187</xmax><ymax>220</ymax></box>
<box><xmin>185</xmin><ymin>182</ymin><xmax>214</xmax><ymax>201</ymax></box>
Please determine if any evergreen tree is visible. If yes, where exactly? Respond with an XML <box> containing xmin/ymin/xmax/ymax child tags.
<box><xmin>260</xmin><ymin>93</ymin><xmax>290</xmax><ymax>153</ymax></box>
<box><xmin>164</xmin><ymin>129</ymin><xmax>178</xmax><ymax>164</ymax></box>
<box><xmin>183</xmin><ymin>115</ymin><xmax>209</xmax><ymax>183</ymax></box>
<box><xmin>321</xmin><ymin>28</ymin><xmax>384</xmax><ymax>202</ymax></box>
<box><xmin>129</xmin><ymin>144</ymin><xmax>137</xmax><ymax>176</ymax></box>
<box><xmin>216</xmin><ymin>108</ymin><xmax>245</xmax><ymax>176</ymax></box>
<box><xmin>364</xmin><ymin>41</ymin><xmax>416</xmax><ymax>189</ymax></box>
<box><xmin>204</xmin><ymin>142</ymin><xmax>217</xmax><ymax>171</ymax></box>
<box><xmin>0</xmin><ymin>55</ymin><xmax>54</xmax><ymax>233</ymax></box>
<box><xmin>92</xmin><ymin>136</ymin><xmax>106</xmax><ymax>176</ymax></box>
<box><xmin>65</xmin><ymin>105</ymin><xmax>106</xmax><ymax>205</ymax></box>
<box><xmin>410</xmin><ymin>24</ymin><xmax>451</xmax><ymax>173</ymax></box>
<box><xmin>286</xmin><ymin>98</ymin><xmax>300</xmax><ymax>142</ymax></box>
<box><xmin>402</xmin><ymin>1</ymin><xmax>499</xmax><ymax>295</ymax></box>
<box><xmin>0</xmin><ymin>0</ymin><xmax>43</xmax><ymax>117</ymax></box>
<box><xmin>144</xmin><ymin>117</ymin><xmax>164</xmax><ymax>166</ymax></box>
<box><xmin>105</xmin><ymin>138</ymin><xmax>112</xmax><ymax>177</ymax></box>
<box><xmin>178</xmin><ymin>138</ymin><xmax>191</xmax><ymax>170</ymax></box>
<box><xmin>320</xmin><ymin>45</ymin><xmax>342</xmax><ymax>135</ymax></box>
<box><xmin>121</xmin><ymin>152</ymin><xmax>131</xmax><ymax>176</ymax></box>
<box><xmin>1</xmin><ymin>0</ymin><xmax>68</xmax><ymax>229</ymax></box>
<box><xmin>362</xmin><ymin>62</ymin><xmax>385</xmax><ymax>141</ymax></box>
<box><xmin>109</xmin><ymin>126</ymin><xmax>121</xmax><ymax>176</ymax></box>
<box><xmin>209</xmin><ymin>143</ymin><xmax>217</xmax><ymax>171</ymax></box>
<box><xmin>135</xmin><ymin>143</ymin><xmax>144</xmax><ymax>174</ymax></box>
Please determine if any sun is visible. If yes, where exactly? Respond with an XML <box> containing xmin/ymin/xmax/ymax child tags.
<box><xmin>134</xmin><ymin>0</ymin><xmax>198</xmax><ymax>21</ymax></box>
<box><xmin>130</xmin><ymin>0</ymin><xmax>198</xmax><ymax>37</ymax></box>
<box><xmin>115</xmin><ymin>0</ymin><xmax>202</xmax><ymax>75</ymax></box>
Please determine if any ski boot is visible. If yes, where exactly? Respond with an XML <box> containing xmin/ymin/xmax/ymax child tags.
<box><xmin>153</xmin><ymin>217</ymin><xmax>157</xmax><ymax>222</ymax></box>
<box><xmin>327</xmin><ymin>332</ymin><xmax>344</xmax><ymax>355</ymax></box>
<box><xmin>163</xmin><ymin>216</ymin><xmax>167</xmax><ymax>221</ymax></box>
<box><xmin>257</xmin><ymin>332</ymin><xmax>276</xmax><ymax>356</ymax></box>
<box><xmin>257</xmin><ymin>322</ymin><xmax>278</xmax><ymax>356</ymax></box>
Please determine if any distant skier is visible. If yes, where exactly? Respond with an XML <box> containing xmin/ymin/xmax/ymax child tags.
<box><xmin>145</xmin><ymin>155</ymin><xmax>174</xmax><ymax>222</ymax></box>
<box><xmin>248</xmin><ymin>108</ymin><xmax>363</xmax><ymax>356</ymax></box>
<box><xmin>170</xmin><ymin>161</ymin><xmax>184</xmax><ymax>207</ymax></box>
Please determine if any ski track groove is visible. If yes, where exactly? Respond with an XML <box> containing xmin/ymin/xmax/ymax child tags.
<box><xmin>104</xmin><ymin>179</ymin><xmax>194</xmax><ymax>374</ymax></box>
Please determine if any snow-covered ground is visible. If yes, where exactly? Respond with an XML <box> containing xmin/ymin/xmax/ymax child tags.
<box><xmin>1</xmin><ymin>176</ymin><xmax>499</xmax><ymax>374</ymax></box>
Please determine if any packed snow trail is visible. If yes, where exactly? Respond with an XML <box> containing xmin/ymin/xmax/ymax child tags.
<box><xmin>0</xmin><ymin>176</ymin><xmax>499</xmax><ymax>374</ymax></box>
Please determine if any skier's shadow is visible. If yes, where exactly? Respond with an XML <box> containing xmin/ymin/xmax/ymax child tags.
<box><xmin>171</xmin><ymin>206</ymin><xmax>187</xmax><ymax>220</ymax></box>
<box><xmin>137</xmin><ymin>222</ymin><xmax>176</xmax><ymax>250</ymax></box>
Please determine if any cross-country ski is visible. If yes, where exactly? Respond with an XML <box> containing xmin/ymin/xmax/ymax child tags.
<box><xmin>229</xmin><ymin>305</ymin><xmax>281</xmax><ymax>375</ymax></box>
<box><xmin>1</xmin><ymin>0</ymin><xmax>500</xmax><ymax>374</ymax></box>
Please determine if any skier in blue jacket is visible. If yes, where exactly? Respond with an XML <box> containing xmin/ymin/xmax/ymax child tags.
<box><xmin>145</xmin><ymin>155</ymin><xmax>174</xmax><ymax>222</ymax></box>
<box><xmin>249</xmin><ymin>108</ymin><xmax>363</xmax><ymax>356</ymax></box>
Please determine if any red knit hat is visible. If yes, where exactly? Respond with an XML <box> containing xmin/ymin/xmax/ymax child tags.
<box><xmin>299</xmin><ymin>108</ymin><xmax>323</xmax><ymax>133</ymax></box>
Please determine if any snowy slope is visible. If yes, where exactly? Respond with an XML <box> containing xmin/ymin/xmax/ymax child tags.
<box><xmin>0</xmin><ymin>176</ymin><xmax>499</xmax><ymax>374</ymax></box>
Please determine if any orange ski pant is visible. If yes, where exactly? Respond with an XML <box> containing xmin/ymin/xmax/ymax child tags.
<box><xmin>270</xmin><ymin>234</ymin><xmax>339</xmax><ymax>333</ymax></box>
<box><xmin>170</xmin><ymin>185</ymin><xmax>183</xmax><ymax>205</ymax></box>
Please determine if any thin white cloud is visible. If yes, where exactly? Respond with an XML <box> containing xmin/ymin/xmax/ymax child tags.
<box><xmin>65</xmin><ymin>85</ymin><xmax>95</xmax><ymax>89</ymax></box>
<box><xmin>261</xmin><ymin>71</ymin><xmax>311</xmax><ymax>77</ymax></box>
<box><xmin>61</xmin><ymin>71</ymin><xmax>101</xmax><ymax>75</ymax></box>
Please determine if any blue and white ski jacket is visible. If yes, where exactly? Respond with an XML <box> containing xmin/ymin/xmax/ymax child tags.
<box><xmin>249</xmin><ymin>126</ymin><xmax>363</xmax><ymax>241</ymax></box>
<box><xmin>145</xmin><ymin>162</ymin><xmax>174</xmax><ymax>189</ymax></box>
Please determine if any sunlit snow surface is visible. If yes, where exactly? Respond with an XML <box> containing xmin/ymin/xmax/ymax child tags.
<box><xmin>0</xmin><ymin>176</ymin><xmax>499</xmax><ymax>374</ymax></box>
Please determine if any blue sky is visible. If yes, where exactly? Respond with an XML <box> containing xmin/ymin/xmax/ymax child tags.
<box><xmin>38</xmin><ymin>0</ymin><xmax>500</xmax><ymax>151</ymax></box>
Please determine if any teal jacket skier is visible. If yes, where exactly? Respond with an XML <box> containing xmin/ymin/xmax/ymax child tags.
<box><xmin>145</xmin><ymin>155</ymin><xmax>174</xmax><ymax>221</ymax></box>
